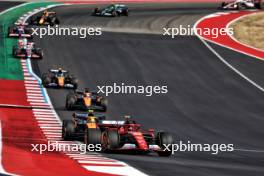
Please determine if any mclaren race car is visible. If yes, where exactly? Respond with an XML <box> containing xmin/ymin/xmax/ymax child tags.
<box><xmin>30</xmin><ymin>10</ymin><xmax>60</xmax><ymax>26</ymax></box>
<box><xmin>8</xmin><ymin>24</ymin><xmax>32</xmax><ymax>38</ymax></box>
<box><xmin>13</xmin><ymin>38</ymin><xmax>43</xmax><ymax>59</ymax></box>
<box><xmin>93</xmin><ymin>4</ymin><xmax>129</xmax><ymax>17</ymax></box>
<box><xmin>41</xmin><ymin>68</ymin><xmax>78</xmax><ymax>89</ymax></box>
<box><xmin>220</xmin><ymin>0</ymin><xmax>262</xmax><ymax>10</ymax></box>
<box><xmin>66</xmin><ymin>88</ymin><xmax>107</xmax><ymax>112</ymax></box>
<box><xmin>62</xmin><ymin>111</ymin><xmax>106</xmax><ymax>140</ymax></box>
<box><xmin>62</xmin><ymin>115</ymin><xmax>173</xmax><ymax>156</ymax></box>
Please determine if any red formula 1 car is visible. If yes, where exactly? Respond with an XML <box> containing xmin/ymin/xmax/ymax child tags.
<box><xmin>63</xmin><ymin>114</ymin><xmax>173</xmax><ymax>156</ymax></box>
<box><xmin>13</xmin><ymin>40</ymin><xmax>43</xmax><ymax>59</ymax></box>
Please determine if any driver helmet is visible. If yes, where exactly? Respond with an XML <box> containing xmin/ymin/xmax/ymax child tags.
<box><xmin>124</xmin><ymin>115</ymin><xmax>131</xmax><ymax>124</ymax></box>
<box><xmin>88</xmin><ymin>110</ymin><xmax>94</xmax><ymax>117</ymax></box>
<box><xmin>23</xmin><ymin>38</ymin><xmax>27</xmax><ymax>44</ymax></box>
<box><xmin>58</xmin><ymin>68</ymin><xmax>63</xmax><ymax>75</ymax></box>
<box><xmin>43</xmin><ymin>10</ymin><xmax>48</xmax><ymax>16</ymax></box>
<box><xmin>84</xmin><ymin>88</ymin><xmax>90</xmax><ymax>93</ymax></box>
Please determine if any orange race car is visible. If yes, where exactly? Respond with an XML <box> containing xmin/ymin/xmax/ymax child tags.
<box><xmin>42</xmin><ymin>68</ymin><xmax>78</xmax><ymax>89</ymax></box>
<box><xmin>66</xmin><ymin>88</ymin><xmax>107</xmax><ymax>112</ymax></box>
<box><xmin>30</xmin><ymin>10</ymin><xmax>60</xmax><ymax>26</ymax></box>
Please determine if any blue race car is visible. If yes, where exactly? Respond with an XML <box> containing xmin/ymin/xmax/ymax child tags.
<box><xmin>93</xmin><ymin>4</ymin><xmax>129</xmax><ymax>17</ymax></box>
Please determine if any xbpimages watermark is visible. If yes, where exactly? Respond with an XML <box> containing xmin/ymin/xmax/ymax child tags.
<box><xmin>31</xmin><ymin>141</ymin><xmax>101</xmax><ymax>154</ymax></box>
<box><xmin>31</xmin><ymin>25</ymin><xmax>102</xmax><ymax>39</ymax></box>
<box><xmin>162</xmin><ymin>141</ymin><xmax>234</xmax><ymax>155</ymax></box>
<box><xmin>97</xmin><ymin>83</ymin><xmax>168</xmax><ymax>96</ymax></box>
<box><xmin>163</xmin><ymin>25</ymin><xmax>234</xmax><ymax>39</ymax></box>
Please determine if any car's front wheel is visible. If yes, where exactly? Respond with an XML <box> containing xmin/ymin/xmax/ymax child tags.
<box><xmin>62</xmin><ymin>120</ymin><xmax>75</xmax><ymax>140</ymax></box>
<box><xmin>84</xmin><ymin>128</ymin><xmax>102</xmax><ymax>145</ymax></box>
<box><xmin>101</xmin><ymin>130</ymin><xmax>120</xmax><ymax>152</ymax></box>
<box><xmin>156</xmin><ymin>132</ymin><xmax>173</xmax><ymax>157</ymax></box>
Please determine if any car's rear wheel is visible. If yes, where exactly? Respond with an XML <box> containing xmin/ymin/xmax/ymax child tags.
<box><xmin>55</xmin><ymin>17</ymin><xmax>60</xmax><ymax>25</ymax></box>
<box><xmin>123</xmin><ymin>9</ymin><xmax>129</xmax><ymax>16</ymax></box>
<box><xmin>66</xmin><ymin>93</ymin><xmax>77</xmax><ymax>110</ymax></box>
<box><xmin>156</xmin><ymin>132</ymin><xmax>173</xmax><ymax>157</ymax></box>
<box><xmin>12</xmin><ymin>46</ymin><xmax>17</xmax><ymax>55</ymax></box>
<box><xmin>255</xmin><ymin>1</ymin><xmax>263</xmax><ymax>9</ymax></box>
<box><xmin>62</xmin><ymin>120</ymin><xmax>75</xmax><ymax>140</ymax></box>
<box><xmin>71</xmin><ymin>77</ymin><xmax>78</xmax><ymax>89</ymax></box>
<box><xmin>35</xmin><ymin>48</ymin><xmax>43</xmax><ymax>59</ymax></box>
<box><xmin>13</xmin><ymin>48</ymin><xmax>20</xmax><ymax>57</ymax></box>
<box><xmin>100</xmin><ymin>98</ymin><xmax>107</xmax><ymax>112</ymax></box>
<box><xmin>42</xmin><ymin>75</ymin><xmax>52</xmax><ymax>87</ymax></box>
<box><xmin>8</xmin><ymin>26</ymin><xmax>13</xmax><ymax>37</ymax></box>
<box><xmin>221</xmin><ymin>2</ymin><xmax>227</xmax><ymax>8</ymax></box>
<box><xmin>237</xmin><ymin>2</ymin><xmax>246</xmax><ymax>10</ymax></box>
<box><xmin>94</xmin><ymin>8</ymin><xmax>99</xmax><ymax>14</ymax></box>
<box><xmin>112</xmin><ymin>11</ymin><xmax>117</xmax><ymax>17</ymax></box>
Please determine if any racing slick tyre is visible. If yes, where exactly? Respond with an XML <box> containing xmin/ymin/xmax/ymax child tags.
<box><xmin>123</xmin><ymin>9</ymin><xmax>129</xmax><ymax>16</ymax></box>
<box><xmin>93</xmin><ymin>8</ymin><xmax>99</xmax><ymax>16</ymax></box>
<box><xmin>24</xmin><ymin>27</ymin><xmax>33</xmax><ymax>35</ymax></box>
<box><xmin>49</xmin><ymin>17</ymin><xmax>56</xmax><ymax>26</ymax></box>
<box><xmin>7</xmin><ymin>26</ymin><xmax>13</xmax><ymax>37</ymax></box>
<box><xmin>12</xmin><ymin>46</ymin><xmax>18</xmax><ymax>56</ymax></box>
<box><xmin>100</xmin><ymin>98</ymin><xmax>107</xmax><ymax>112</ymax></box>
<box><xmin>62</xmin><ymin>120</ymin><xmax>75</xmax><ymax>140</ymax></box>
<box><xmin>42</xmin><ymin>74</ymin><xmax>52</xmax><ymax>87</ymax></box>
<box><xmin>66</xmin><ymin>93</ymin><xmax>77</xmax><ymax>110</ymax></box>
<box><xmin>221</xmin><ymin>2</ymin><xmax>226</xmax><ymax>7</ymax></box>
<box><xmin>71</xmin><ymin>77</ymin><xmax>78</xmax><ymax>89</ymax></box>
<box><xmin>112</xmin><ymin>11</ymin><xmax>117</xmax><ymax>17</ymax></box>
<box><xmin>101</xmin><ymin>130</ymin><xmax>120</xmax><ymax>151</ymax></box>
<box><xmin>156</xmin><ymin>132</ymin><xmax>173</xmax><ymax>157</ymax></box>
<box><xmin>237</xmin><ymin>2</ymin><xmax>246</xmax><ymax>10</ymax></box>
<box><xmin>35</xmin><ymin>48</ymin><xmax>43</xmax><ymax>59</ymax></box>
<box><xmin>54</xmin><ymin>18</ymin><xmax>60</xmax><ymax>25</ymax></box>
<box><xmin>84</xmin><ymin>128</ymin><xmax>101</xmax><ymax>145</ymax></box>
<box><xmin>255</xmin><ymin>1</ymin><xmax>263</xmax><ymax>9</ymax></box>
<box><xmin>30</xmin><ymin>16</ymin><xmax>39</xmax><ymax>25</ymax></box>
<box><xmin>13</xmin><ymin>48</ymin><xmax>20</xmax><ymax>58</ymax></box>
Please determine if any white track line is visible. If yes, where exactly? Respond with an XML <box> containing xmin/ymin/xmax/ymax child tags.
<box><xmin>194</xmin><ymin>15</ymin><xmax>264</xmax><ymax>93</ymax></box>
<box><xmin>18</xmin><ymin>4</ymin><xmax>148</xmax><ymax>176</ymax></box>
<box><xmin>194</xmin><ymin>13</ymin><xmax>264</xmax><ymax>154</ymax></box>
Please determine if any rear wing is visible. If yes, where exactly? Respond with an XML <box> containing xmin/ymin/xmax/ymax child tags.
<box><xmin>49</xmin><ymin>69</ymin><xmax>68</xmax><ymax>73</ymax></box>
<box><xmin>14</xmin><ymin>22</ymin><xmax>29</xmax><ymax>26</ymax></box>
<box><xmin>73</xmin><ymin>113</ymin><xmax>106</xmax><ymax>121</ymax></box>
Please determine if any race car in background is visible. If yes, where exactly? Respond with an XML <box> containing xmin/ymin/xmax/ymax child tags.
<box><xmin>13</xmin><ymin>39</ymin><xmax>43</xmax><ymax>59</ymax></box>
<box><xmin>93</xmin><ymin>4</ymin><xmax>129</xmax><ymax>17</ymax></box>
<box><xmin>30</xmin><ymin>10</ymin><xmax>60</xmax><ymax>26</ymax></box>
<box><xmin>8</xmin><ymin>24</ymin><xmax>32</xmax><ymax>38</ymax></box>
<box><xmin>66</xmin><ymin>88</ymin><xmax>107</xmax><ymax>112</ymax></box>
<box><xmin>41</xmin><ymin>68</ymin><xmax>78</xmax><ymax>89</ymax></box>
<box><xmin>220</xmin><ymin>0</ymin><xmax>262</xmax><ymax>10</ymax></box>
<box><xmin>13</xmin><ymin>38</ymin><xmax>28</xmax><ymax>55</ymax></box>
<box><xmin>62</xmin><ymin>115</ymin><xmax>173</xmax><ymax>156</ymax></box>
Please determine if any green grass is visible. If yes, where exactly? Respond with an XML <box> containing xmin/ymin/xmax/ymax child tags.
<box><xmin>0</xmin><ymin>2</ymin><xmax>57</xmax><ymax>80</ymax></box>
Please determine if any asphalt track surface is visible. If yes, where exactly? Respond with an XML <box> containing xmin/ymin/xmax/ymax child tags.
<box><xmin>0</xmin><ymin>1</ymin><xmax>21</xmax><ymax>13</ymax></box>
<box><xmin>29</xmin><ymin>3</ymin><xmax>264</xmax><ymax>176</ymax></box>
